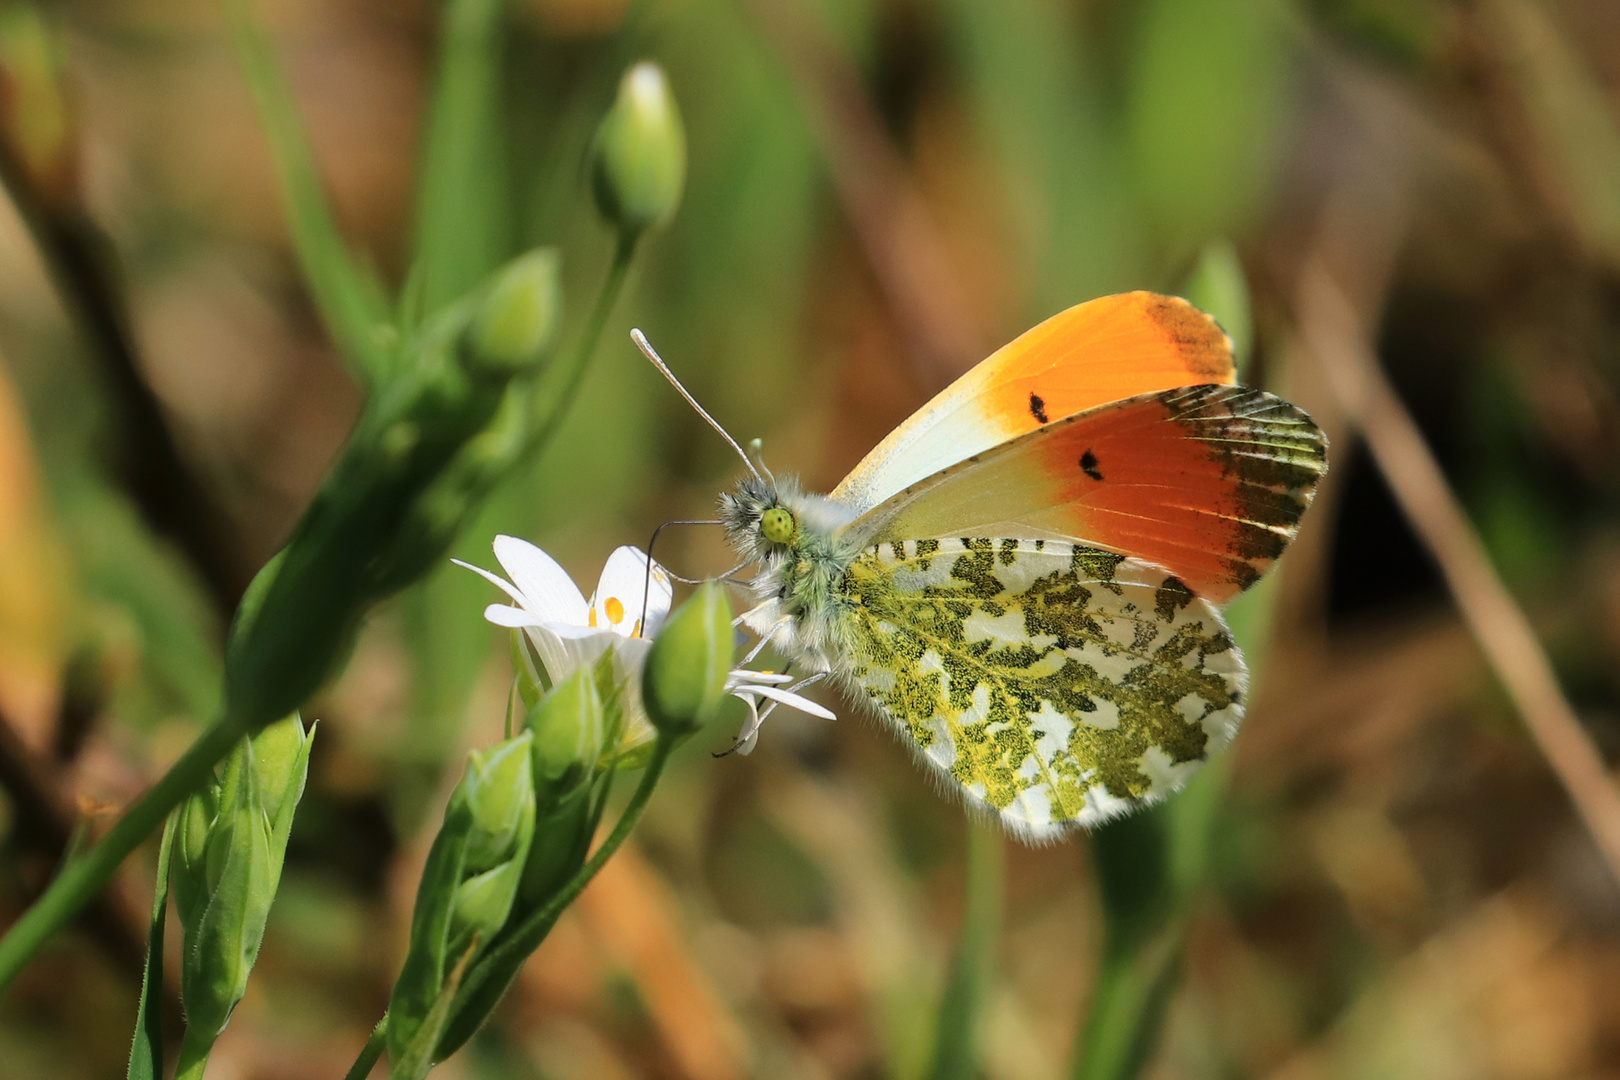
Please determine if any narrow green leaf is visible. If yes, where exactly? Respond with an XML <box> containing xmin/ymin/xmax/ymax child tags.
<box><xmin>125</xmin><ymin>813</ymin><xmax>177</xmax><ymax>1080</ymax></box>
<box><xmin>925</xmin><ymin>819</ymin><xmax>1004</xmax><ymax>1080</ymax></box>
<box><xmin>387</xmin><ymin>784</ymin><xmax>475</xmax><ymax>1065</ymax></box>
<box><xmin>411</xmin><ymin>0</ymin><xmax>510</xmax><ymax>315</ymax></box>
<box><xmin>1180</xmin><ymin>239</ymin><xmax>1254</xmax><ymax>380</ymax></box>
<box><xmin>222</xmin><ymin>0</ymin><xmax>394</xmax><ymax>382</ymax></box>
<box><xmin>1070</xmin><ymin>922</ymin><xmax>1186</xmax><ymax>1080</ymax></box>
<box><xmin>941</xmin><ymin>0</ymin><xmax>1147</xmax><ymax>308</ymax></box>
<box><xmin>1069</xmin><ymin>573</ymin><xmax>1278</xmax><ymax>1080</ymax></box>
<box><xmin>391</xmin><ymin>942</ymin><xmax>476</xmax><ymax>1080</ymax></box>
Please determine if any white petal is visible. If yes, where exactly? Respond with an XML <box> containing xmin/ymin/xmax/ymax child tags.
<box><xmin>522</xmin><ymin>622</ymin><xmax>613</xmax><ymax>684</ymax></box>
<box><xmin>454</xmin><ymin>559</ymin><xmax>528</xmax><ymax>608</ymax></box>
<box><xmin>742</xmin><ymin>684</ymin><xmax>837</xmax><ymax>720</ymax></box>
<box><xmin>484</xmin><ymin>603</ymin><xmax>542</xmax><ymax>628</ymax></box>
<box><xmin>590</xmin><ymin>545</ymin><xmax>673</xmax><ymax>639</ymax></box>
<box><xmin>726</xmin><ymin>669</ymin><xmax>794</xmax><ymax>688</ymax></box>
<box><xmin>493</xmin><ymin>536</ymin><xmax>589</xmax><ymax>626</ymax></box>
<box><xmin>542</xmin><ymin>622</ymin><xmax>615</xmax><ymax>641</ymax></box>
<box><xmin>606</xmin><ymin>637</ymin><xmax>656</xmax><ymax>741</ymax></box>
<box><xmin>733</xmin><ymin>698</ymin><xmax>763</xmax><ymax>756</ymax></box>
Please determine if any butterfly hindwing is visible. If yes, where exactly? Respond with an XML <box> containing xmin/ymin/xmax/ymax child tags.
<box><xmin>840</xmin><ymin>538</ymin><xmax>1245</xmax><ymax>839</ymax></box>
<box><xmin>831</xmin><ymin>293</ymin><xmax>1237</xmax><ymax>516</ymax></box>
<box><xmin>845</xmin><ymin>384</ymin><xmax>1327</xmax><ymax>604</ymax></box>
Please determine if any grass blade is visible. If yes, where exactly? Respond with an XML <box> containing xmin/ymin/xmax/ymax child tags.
<box><xmin>222</xmin><ymin>0</ymin><xmax>394</xmax><ymax>382</ymax></box>
<box><xmin>410</xmin><ymin>0</ymin><xmax>510</xmax><ymax>318</ymax></box>
<box><xmin>125</xmin><ymin>813</ymin><xmax>177</xmax><ymax>1080</ymax></box>
<box><xmin>925</xmin><ymin>819</ymin><xmax>1004</xmax><ymax>1080</ymax></box>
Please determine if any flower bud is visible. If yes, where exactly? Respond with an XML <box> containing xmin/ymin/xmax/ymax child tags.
<box><xmin>641</xmin><ymin>582</ymin><xmax>733</xmax><ymax>736</ymax></box>
<box><xmin>526</xmin><ymin>667</ymin><xmax>604</xmax><ymax>807</ymax></box>
<box><xmin>591</xmin><ymin>61</ymin><xmax>686</xmax><ymax>239</ymax></box>
<box><xmin>171</xmin><ymin>721</ymin><xmax>312</xmax><ymax>1075</ymax></box>
<box><xmin>446</xmin><ymin>859</ymin><xmax>526</xmax><ymax>961</ymax></box>
<box><xmin>250</xmin><ymin>713</ymin><xmax>314</xmax><ymax>828</ymax></box>
<box><xmin>460</xmin><ymin>733</ymin><xmax>536</xmax><ymax>874</ymax></box>
<box><xmin>388</xmin><ymin>732</ymin><xmax>536</xmax><ymax>1077</ymax></box>
<box><xmin>463</xmin><ymin>248</ymin><xmax>562</xmax><ymax>377</ymax></box>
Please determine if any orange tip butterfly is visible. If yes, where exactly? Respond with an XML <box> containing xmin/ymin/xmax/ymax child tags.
<box><xmin>638</xmin><ymin>292</ymin><xmax>1327</xmax><ymax>841</ymax></box>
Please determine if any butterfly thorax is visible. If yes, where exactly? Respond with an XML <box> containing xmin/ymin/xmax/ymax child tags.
<box><xmin>720</xmin><ymin>473</ymin><xmax>865</xmax><ymax>672</ymax></box>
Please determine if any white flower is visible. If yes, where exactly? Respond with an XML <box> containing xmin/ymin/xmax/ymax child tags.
<box><xmin>722</xmin><ymin>669</ymin><xmax>834</xmax><ymax>756</ymax></box>
<box><xmin>458</xmin><ymin>535</ymin><xmax>836</xmax><ymax>758</ymax></box>
<box><xmin>455</xmin><ymin>536</ymin><xmax>674</xmax><ymax>748</ymax></box>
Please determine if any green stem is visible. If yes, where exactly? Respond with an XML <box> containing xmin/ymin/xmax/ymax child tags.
<box><xmin>342</xmin><ymin>1015</ymin><xmax>389</xmax><ymax>1080</ymax></box>
<box><xmin>926</xmin><ymin>819</ymin><xmax>1005</xmax><ymax>1080</ymax></box>
<box><xmin>524</xmin><ymin>233</ymin><xmax>637</xmax><ymax>461</ymax></box>
<box><xmin>438</xmin><ymin>733</ymin><xmax>672</xmax><ymax>1048</ymax></box>
<box><xmin>174</xmin><ymin>1032</ymin><xmax>212</xmax><ymax>1080</ymax></box>
<box><xmin>0</xmin><ymin>716</ymin><xmax>246</xmax><ymax>994</ymax></box>
<box><xmin>1070</xmin><ymin>922</ymin><xmax>1187</xmax><ymax>1080</ymax></box>
<box><xmin>535</xmin><ymin>732</ymin><xmax>669</xmax><ymax>923</ymax></box>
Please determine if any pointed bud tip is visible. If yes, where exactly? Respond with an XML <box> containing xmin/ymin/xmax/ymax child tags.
<box><xmin>591</xmin><ymin>60</ymin><xmax>686</xmax><ymax>240</ymax></box>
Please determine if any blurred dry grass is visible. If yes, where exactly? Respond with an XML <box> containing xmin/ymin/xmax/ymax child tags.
<box><xmin>1</xmin><ymin>0</ymin><xmax>1620</xmax><ymax>1077</ymax></box>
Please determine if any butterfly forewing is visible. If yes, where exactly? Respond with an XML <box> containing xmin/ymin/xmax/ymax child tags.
<box><xmin>840</xmin><ymin>538</ymin><xmax>1245</xmax><ymax>838</ymax></box>
<box><xmin>845</xmin><ymin>385</ymin><xmax>1327</xmax><ymax>604</ymax></box>
<box><xmin>831</xmin><ymin>293</ymin><xmax>1237</xmax><ymax>516</ymax></box>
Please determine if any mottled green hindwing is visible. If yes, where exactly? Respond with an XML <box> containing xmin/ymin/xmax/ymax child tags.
<box><xmin>841</xmin><ymin>538</ymin><xmax>1245</xmax><ymax>837</ymax></box>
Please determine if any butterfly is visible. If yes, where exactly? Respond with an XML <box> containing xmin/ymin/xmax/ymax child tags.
<box><xmin>638</xmin><ymin>292</ymin><xmax>1327</xmax><ymax>841</ymax></box>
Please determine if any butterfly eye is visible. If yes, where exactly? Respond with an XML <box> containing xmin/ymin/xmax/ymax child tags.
<box><xmin>759</xmin><ymin>507</ymin><xmax>796</xmax><ymax>544</ymax></box>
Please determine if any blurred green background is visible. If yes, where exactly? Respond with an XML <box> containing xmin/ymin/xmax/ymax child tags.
<box><xmin>1</xmin><ymin>0</ymin><xmax>1619</xmax><ymax>1077</ymax></box>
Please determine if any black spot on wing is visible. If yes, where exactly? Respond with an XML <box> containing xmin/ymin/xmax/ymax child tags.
<box><xmin>1080</xmin><ymin>449</ymin><xmax>1103</xmax><ymax>481</ymax></box>
<box><xmin>1154</xmin><ymin>576</ymin><xmax>1195</xmax><ymax>622</ymax></box>
<box><xmin>1029</xmin><ymin>392</ymin><xmax>1050</xmax><ymax>424</ymax></box>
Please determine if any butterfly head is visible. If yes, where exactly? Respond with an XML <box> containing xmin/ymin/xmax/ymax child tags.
<box><xmin>721</xmin><ymin>469</ymin><xmax>859</xmax><ymax>562</ymax></box>
<box><xmin>719</xmin><ymin>472</ymin><xmax>787</xmax><ymax>564</ymax></box>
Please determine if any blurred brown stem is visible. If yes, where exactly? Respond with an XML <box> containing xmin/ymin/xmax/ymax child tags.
<box><xmin>737</xmin><ymin>0</ymin><xmax>985</xmax><ymax>385</ymax></box>
<box><xmin>1299</xmin><ymin>255</ymin><xmax>1620</xmax><ymax>885</ymax></box>
<box><xmin>0</xmin><ymin>130</ymin><xmax>244</xmax><ymax>614</ymax></box>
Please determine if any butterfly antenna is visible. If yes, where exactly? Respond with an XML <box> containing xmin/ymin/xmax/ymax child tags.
<box><xmin>632</xmin><ymin>328</ymin><xmax>765</xmax><ymax>485</ymax></box>
<box><xmin>639</xmin><ymin>518</ymin><xmax>726</xmax><ymax>636</ymax></box>
<box><xmin>746</xmin><ymin>437</ymin><xmax>777</xmax><ymax>485</ymax></box>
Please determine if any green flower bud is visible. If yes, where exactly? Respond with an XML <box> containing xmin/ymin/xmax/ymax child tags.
<box><xmin>526</xmin><ymin>667</ymin><xmax>604</xmax><ymax>807</ymax></box>
<box><xmin>446</xmin><ymin>859</ymin><xmax>524</xmax><ymax>961</ymax></box>
<box><xmin>463</xmin><ymin>248</ymin><xmax>562</xmax><ymax>377</ymax></box>
<box><xmin>461</xmin><ymin>733</ymin><xmax>536</xmax><ymax>874</ymax></box>
<box><xmin>250</xmin><ymin>713</ymin><xmax>313</xmax><ymax>826</ymax></box>
<box><xmin>388</xmin><ymin>732</ymin><xmax>537</xmax><ymax>1077</ymax></box>
<box><xmin>171</xmin><ymin>722</ymin><xmax>312</xmax><ymax>1076</ymax></box>
<box><xmin>174</xmin><ymin>788</ymin><xmax>216</xmax><ymax>915</ymax></box>
<box><xmin>641</xmin><ymin>582</ymin><xmax>733</xmax><ymax>736</ymax></box>
<box><xmin>591</xmin><ymin>61</ymin><xmax>686</xmax><ymax>239</ymax></box>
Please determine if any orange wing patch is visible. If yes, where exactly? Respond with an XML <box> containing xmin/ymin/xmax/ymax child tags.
<box><xmin>832</xmin><ymin>293</ymin><xmax>1236</xmax><ymax>516</ymax></box>
<box><xmin>981</xmin><ymin>292</ymin><xmax>1235</xmax><ymax>436</ymax></box>
<box><xmin>848</xmin><ymin>385</ymin><xmax>1327</xmax><ymax>605</ymax></box>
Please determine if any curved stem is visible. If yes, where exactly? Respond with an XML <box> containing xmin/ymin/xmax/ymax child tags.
<box><xmin>537</xmin><ymin>732</ymin><xmax>669</xmax><ymax>920</ymax></box>
<box><xmin>441</xmin><ymin>734</ymin><xmax>672</xmax><ymax>1043</ymax></box>
<box><xmin>342</xmin><ymin>1014</ymin><xmax>389</xmax><ymax>1080</ymax></box>
<box><xmin>0</xmin><ymin>715</ymin><xmax>246</xmax><ymax>994</ymax></box>
<box><xmin>524</xmin><ymin>233</ymin><xmax>637</xmax><ymax>462</ymax></box>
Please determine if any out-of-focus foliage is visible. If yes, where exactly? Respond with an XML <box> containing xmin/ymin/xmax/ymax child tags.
<box><xmin>0</xmin><ymin>0</ymin><xmax>1618</xmax><ymax>1078</ymax></box>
